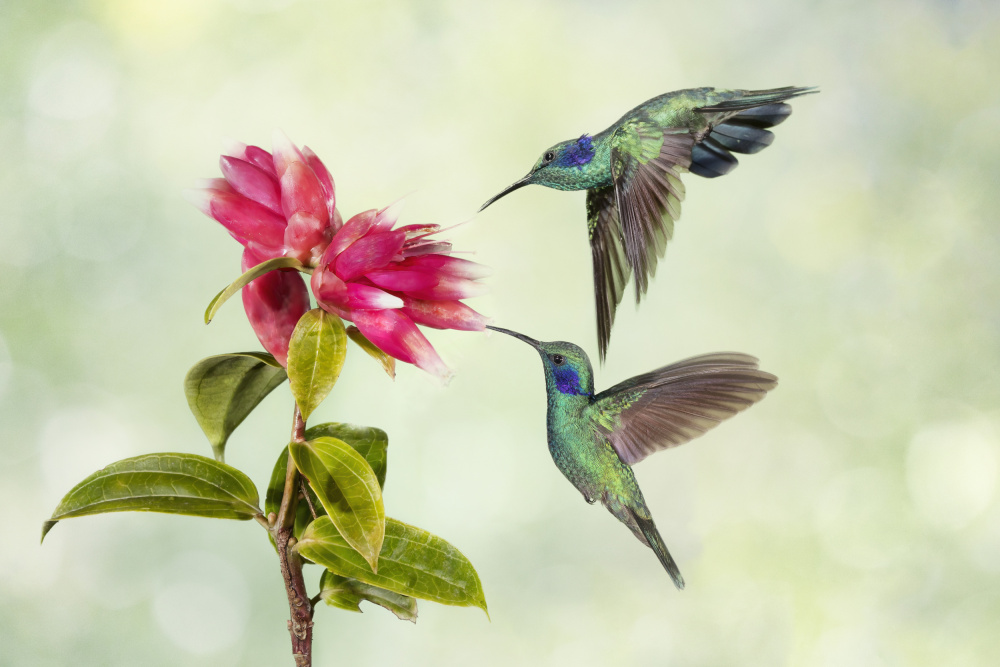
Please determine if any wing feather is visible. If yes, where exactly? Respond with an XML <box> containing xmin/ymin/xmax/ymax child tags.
<box><xmin>590</xmin><ymin>353</ymin><xmax>777</xmax><ymax>465</ymax></box>
<box><xmin>587</xmin><ymin>186</ymin><xmax>631</xmax><ymax>361</ymax></box>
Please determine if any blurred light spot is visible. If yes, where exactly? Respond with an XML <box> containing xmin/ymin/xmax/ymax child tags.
<box><xmin>28</xmin><ymin>23</ymin><xmax>118</xmax><ymax>121</ymax></box>
<box><xmin>817</xmin><ymin>336</ymin><xmax>916</xmax><ymax>439</ymax></box>
<box><xmin>153</xmin><ymin>551</ymin><xmax>249</xmax><ymax>654</ymax></box>
<box><xmin>906</xmin><ymin>420</ymin><xmax>997</xmax><ymax>531</ymax></box>
<box><xmin>766</xmin><ymin>167</ymin><xmax>870</xmax><ymax>273</ymax></box>
<box><xmin>54</xmin><ymin>158</ymin><xmax>148</xmax><ymax>262</ymax></box>
<box><xmin>101</xmin><ymin>0</ymin><xmax>215</xmax><ymax>50</ymax></box>
<box><xmin>813</xmin><ymin>626</ymin><xmax>888</xmax><ymax>667</ymax></box>
<box><xmin>39</xmin><ymin>405</ymin><xmax>137</xmax><ymax>504</ymax></box>
<box><xmin>226</xmin><ymin>0</ymin><xmax>298</xmax><ymax>12</ymax></box>
<box><xmin>0</xmin><ymin>331</ymin><xmax>11</xmax><ymax>399</ymax></box>
<box><xmin>815</xmin><ymin>468</ymin><xmax>908</xmax><ymax>569</ymax></box>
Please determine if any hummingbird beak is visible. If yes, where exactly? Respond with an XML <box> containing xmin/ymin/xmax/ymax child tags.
<box><xmin>479</xmin><ymin>174</ymin><xmax>532</xmax><ymax>212</ymax></box>
<box><xmin>486</xmin><ymin>325</ymin><xmax>540</xmax><ymax>349</ymax></box>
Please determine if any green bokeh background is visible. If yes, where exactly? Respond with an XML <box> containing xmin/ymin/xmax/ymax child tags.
<box><xmin>2</xmin><ymin>0</ymin><xmax>999</xmax><ymax>665</ymax></box>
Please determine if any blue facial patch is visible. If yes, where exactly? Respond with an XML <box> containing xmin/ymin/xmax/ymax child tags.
<box><xmin>555</xmin><ymin>135</ymin><xmax>595</xmax><ymax>169</ymax></box>
<box><xmin>553</xmin><ymin>365</ymin><xmax>585</xmax><ymax>395</ymax></box>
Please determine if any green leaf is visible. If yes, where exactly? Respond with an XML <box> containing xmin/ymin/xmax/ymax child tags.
<box><xmin>286</xmin><ymin>308</ymin><xmax>347</xmax><ymax>420</ymax></box>
<box><xmin>290</xmin><ymin>437</ymin><xmax>384</xmax><ymax>571</ymax></box>
<box><xmin>204</xmin><ymin>256</ymin><xmax>304</xmax><ymax>324</ymax></box>
<box><xmin>304</xmin><ymin>423</ymin><xmax>388</xmax><ymax>488</ymax></box>
<box><xmin>346</xmin><ymin>325</ymin><xmax>396</xmax><ymax>379</ymax></box>
<box><xmin>319</xmin><ymin>570</ymin><xmax>417</xmax><ymax>622</ymax></box>
<box><xmin>42</xmin><ymin>453</ymin><xmax>261</xmax><ymax>542</ymax></box>
<box><xmin>297</xmin><ymin>516</ymin><xmax>488</xmax><ymax>614</ymax></box>
<box><xmin>184</xmin><ymin>352</ymin><xmax>287</xmax><ymax>461</ymax></box>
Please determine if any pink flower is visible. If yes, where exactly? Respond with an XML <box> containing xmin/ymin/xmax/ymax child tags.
<box><xmin>187</xmin><ymin>131</ymin><xmax>337</xmax><ymax>365</ymax></box>
<box><xmin>190</xmin><ymin>133</ymin><xmax>489</xmax><ymax>378</ymax></box>
<box><xmin>187</xmin><ymin>130</ymin><xmax>339</xmax><ymax>266</ymax></box>
<box><xmin>311</xmin><ymin>204</ymin><xmax>490</xmax><ymax>379</ymax></box>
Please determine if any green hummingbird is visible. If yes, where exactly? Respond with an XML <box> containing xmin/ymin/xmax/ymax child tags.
<box><xmin>480</xmin><ymin>86</ymin><xmax>816</xmax><ymax>360</ymax></box>
<box><xmin>487</xmin><ymin>325</ymin><xmax>777</xmax><ymax>589</ymax></box>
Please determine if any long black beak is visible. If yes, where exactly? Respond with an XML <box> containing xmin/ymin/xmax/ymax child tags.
<box><xmin>479</xmin><ymin>175</ymin><xmax>532</xmax><ymax>212</ymax></box>
<box><xmin>487</xmin><ymin>325</ymin><xmax>540</xmax><ymax>349</ymax></box>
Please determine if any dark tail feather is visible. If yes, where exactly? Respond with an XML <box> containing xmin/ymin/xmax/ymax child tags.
<box><xmin>690</xmin><ymin>87</ymin><xmax>817</xmax><ymax>179</ymax></box>
<box><xmin>696</xmin><ymin>85</ymin><xmax>817</xmax><ymax>113</ymax></box>
<box><xmin>629</xmin><ymin>508</ymin><xmax>685</xmax><ymax>590</ymax></box>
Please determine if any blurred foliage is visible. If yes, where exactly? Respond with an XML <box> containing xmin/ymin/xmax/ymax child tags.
<box><xmin>2</xmin><ymin>0</ymin><xmax>999</xmax><ymax>665</ymax></box>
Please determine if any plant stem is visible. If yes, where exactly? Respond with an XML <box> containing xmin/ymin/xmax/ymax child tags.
<box><xmin>273</xmin><ymin>404</ymin><xmax>313</xmax><ymax>667</ymax></box>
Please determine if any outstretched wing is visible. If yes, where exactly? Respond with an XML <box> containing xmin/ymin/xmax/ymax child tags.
<box><xmin>589</xmin><ymin>353</ymin><xmax>777</xmax><ymax>465</ymax></box>
<box><xmin>608</xmin><ymin>117</ymin><xmax>690</xmax><ymax>301</ymax></box>
<box><xmin>587</xmin><ymin>185</ymin><xmax>631</xmax><ymax>362</ymax></box>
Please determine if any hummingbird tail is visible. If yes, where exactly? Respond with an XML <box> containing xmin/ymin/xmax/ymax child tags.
<box><xmin>690</xmin><ymin>86</ymin><xmax>818</xmax><ymax>178</ymax></box>
<box><xmin>629</xmin><ymin>507</ymin><xmax>685</xmax><ymax>590</ymax></box>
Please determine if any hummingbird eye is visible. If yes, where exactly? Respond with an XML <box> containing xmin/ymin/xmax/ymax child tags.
<box><xmin>544</xmin><ymin>151</ymin><xmax>555</xmax><ymax>163</ymax></box>
<box><xmin>551</xmin><ymin>354</ymin><xmax>565</xmax><ymax>365</ymax></box>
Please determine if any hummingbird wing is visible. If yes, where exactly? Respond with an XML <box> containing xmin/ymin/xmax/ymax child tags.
<box><xmin>608</xmin><ymin>87</ymin><xmax>812</xmax><ymax>303</ymax></box>
<box><xmin>589</xmin><ymin>353</ymin><xmax>777</xmax><ymax>465</ymax></box>
<box><xmin>587</xmin><ymin>185</ymin><xmax>631</xmax><ymax>361</ymax></box>
<box><xmin>608</xmin><ymin>116</ymin><xmax>691</xmax><ymax>302</ymax></box>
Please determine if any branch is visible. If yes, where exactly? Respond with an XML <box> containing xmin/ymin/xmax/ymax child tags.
<box><xmin>273</xmin><ymin>404</ymin><xmax>313</xmax><ymax>666</ymax></box>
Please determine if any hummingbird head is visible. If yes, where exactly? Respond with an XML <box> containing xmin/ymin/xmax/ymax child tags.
<box><xmin>479</xmin><ymin>135</ymin><xmax>598</xmax><ymax>211</ymax></box>
<box><xmin>487</xmin><ymin>326</ymin><xmax>594</xmax><ymax>397</ymax></box>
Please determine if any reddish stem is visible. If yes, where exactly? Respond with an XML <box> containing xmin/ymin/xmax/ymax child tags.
<box><xmin>273</xmin><ymin>405</ymin><xmax>313</xmax><ymax>666</ymax></box>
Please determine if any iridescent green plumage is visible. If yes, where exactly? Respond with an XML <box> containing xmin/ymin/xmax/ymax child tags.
<box><xmin>481</xmin><ymin>86</ymin><xmax>817</xmax><ymax>360</ymax></box>
<box><xmin>488</xmin><ymin>326</ymin><xmax>778</xmax><ymax>589</ymax></box>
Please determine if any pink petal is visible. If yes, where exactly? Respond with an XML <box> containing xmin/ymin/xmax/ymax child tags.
<box><xmin>320</xmin><ymin>209</ymin><xmax>378</xmax><ymax>266</ymax></box>
<box><xmin>401</xmin><ymin>298</ymin><xmax>489</xmax><ymax>331</ymax></box>
<box><xmin>335</xmin><ymin>230</ymin><xmax>406</xmax><ymax>281</ymax></box>
<box><xmin>365</xmin><ymin>268</ymin><xmax>439</xmax><ymax>292</ymax></box>
<box><xmin>311</xmin><ymin>265</ymin><xmax>348</xmax><ymax>307</ymax></box>
<box><xmin>241</xmin><ymin>248</ymin><xmax>310</xmax><ymax>367</ymax></box>
<box><xmin>351</xmin><ymin>309</ymin><xmax>450</xmax><ymax>379</ymax></box>
<box><xmin>404</xmin><ymin>274</ymin><xmax>487</xmax><ymax>300</ymax></box>
<box><xmin>284</xmin><ymin>212</ymin><xmax>333</xmax><ymax>266</ymax></box>
<box><xmin>192</xmin><ymin>178</ymin><xmax>233</xmax><ymax>194</ymax></box>
<box><xmin>245</xmin><ymin>146</ymin><xmax>277</xmax><ymax>177</ymax></box>
<box><xmin>302</xmin><ymin>146</ymin><xmax>335</xmax><ymax>214</ymax></box>
<box><xmin>398</xmin><ymin>254</ymin><xmax>492</xmax><ymax>279</ymax></box>
<box><xmin>220</xmin><ymin>156</ymin><xmax>282</xmax><ymax>214</ymax></box>
<box><xmin>271</xmin><ymin>129</ymin><xmax>307</xmax><ymax>179</ymax></box>
<box><xmin>372</xmin><ymin>199</ymin><xmax>404</xmax><ymax>232</ymax></box>
<box><xmin>185</xmin><ymin>188</ymin><xmax>286</xmax><ymax>253</ymax></box>
<box><xmin>345</xmin><ymin>283</ymin><xmax>403</xmax><ymax>310</ymax></box>
<box><xmin>280</xmin><ymin>161</ymin><xmax>329</xmax><ymax>225</ymax></box>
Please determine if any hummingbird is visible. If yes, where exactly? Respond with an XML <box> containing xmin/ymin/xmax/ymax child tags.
<box><xmin>487</xmin><ymin>325</ymin><xmax>777</xmax><ymax>589</ymax></box>
<box><xmin>480</xmin><ymin>86</ymin><xmax>816</xmax><ymax>361</ymax></box>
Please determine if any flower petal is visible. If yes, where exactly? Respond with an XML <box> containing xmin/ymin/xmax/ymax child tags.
<box><xmin>302</xmin><ymin>146</ymin><xmax>335</xmax><ymax>215</ymax></box>
<box><xmin>335</xmin><ymin>230</ymin><xmax>406</xmax><ymax>281</ymax></box>
<box><xmin>284</xmin><ymin>212</ymin><xmax>333</xmax><ymax>266</ymax></box>
<box><xmin>220</xmin><ymin>156</ymin><xmax>281</xmax><ymax>214</ymax></box>
<box><xmin>365</xmin><ymin>269</ymin><xmax>439</xmax><ymax>293</ymax></box>
<box><xmin>401</xmin><ymin>298</ymin><xmax>489</xmax><ymax>331</ymax></box>
<box><xmin>245</xmin><ymin>145</ymin><xmax>277</xmax><ymax>177</ymax></box>
<box><xmin>345</xmin><ymin>283</ymin><xmax>403</xmax><ymax>310</ymax></box>
<box><xmin>350</xmin><ymin>309</ymin><xmax>450</xmax><ymax>379</ymax></box>
<box><xmin>372</xmin><ymin>198</ymin><xmax>404</xmax><ymax>232</ymax></box>
<box><xmin>320</xmin><ymin>209</ymin><xmax>378</xmax><ymax>266</ymax></box>
<box><xmin>241</xmin><ymin>248</ymin><xmax>310</xmax><ymax>367</ymax></box>
<box><xmin>271</xmin><ymin>129</ymin><xmax>307</xmax><ymax>178</ymax></box>
<box><xmin>280</xmin><ymin>161</ymin><xmax>329</xmax><ymax>225</ymax></box>
<box><xmin>185</xmin><ymin>188</ymin><xmax>286</xmax><ymax>253</ymax></box>
<box><xmin>404</xmin><ymin>274</ymin><xmax>488</xmax><ymax>300</ymax></box>
<box><xmin>397</xmin><ymin>254</ymin><xmax>492</xmax><ymax>279</ymax></box>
